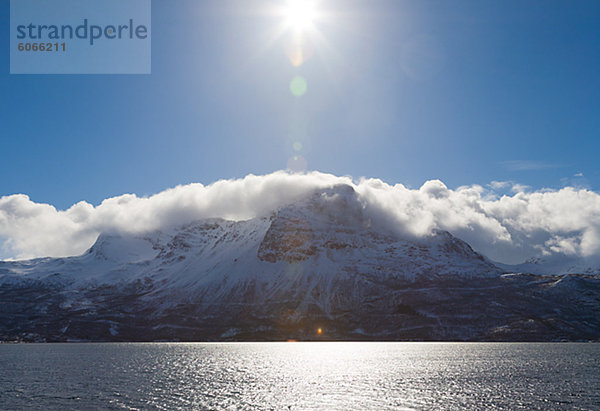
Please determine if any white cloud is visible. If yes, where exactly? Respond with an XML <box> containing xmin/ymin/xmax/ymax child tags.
<box><xmin>489</xmin><ymin>181</ymin><xmax>510</xmax><ymax>190</ymax></box>
<box><xmin>510</xmin><ymin>183</ymin><xmax>531</xmax><ymax>193</ymax></box>
<box><xmin>502</xmin><ymin>160</ymin><xmax>560</xmax><ymax>171</ymax></box>
<box><xmin>1</xmin><ymin>171</ymin><xmax>599</xmax><ymax>265</ymax></box>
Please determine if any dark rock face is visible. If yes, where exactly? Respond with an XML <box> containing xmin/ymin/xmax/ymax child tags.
<box><xmin>0</xmin><ymin>185</ymin><xmax>599</xmax><ymax>342</ymax></box>
<box><xmin>258</xmin><ymin>217</ymin><xmax>317</xmax><ymax>263</ymax></box>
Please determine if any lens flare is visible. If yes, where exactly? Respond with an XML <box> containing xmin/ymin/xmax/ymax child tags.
<box><xmin>290</xmin><ymin>76</ymin><xmax>307</xmax><ymax>97</ymax></box>
<box><xmin>287</xmin><ymin>154</ymin><xmax>307</xmax><ymax>172</ymax></box>
<box><xmin>284</xmin><ymin>34</ymin><xmax>315</xmax><ymax>67</ymax></box>
<box><xmin>279</xmin><ymin>0</ymin><xmax>319</xmax><ymax>67</ymax></box>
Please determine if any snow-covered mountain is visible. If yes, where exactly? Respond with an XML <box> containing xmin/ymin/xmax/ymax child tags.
<box><xmin>0</xmin><ymin>185</ymin><xmax>598</xmax><ymax>342</ymax></box>
<box><xmin>498</xmin><ymin>255</ymin><xmax>600</xmax><ymax>276</ymax></box>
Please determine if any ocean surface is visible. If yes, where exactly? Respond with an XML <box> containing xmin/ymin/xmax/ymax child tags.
<box><xmin>0</xmin><ymin>342</ymin><xmax>598</xmax><ymax>410</ymax></box>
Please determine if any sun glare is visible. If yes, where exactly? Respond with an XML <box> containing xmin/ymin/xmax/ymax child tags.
<box><xmin>283</xmin><ymin>0</ymin><xmax>317</xmax><ymax>31</ymax></box>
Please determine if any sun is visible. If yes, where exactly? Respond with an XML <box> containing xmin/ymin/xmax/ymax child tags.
<box><xmin>283</xmin><ymin>0</ymin><xmax>317</xmax><ymax>31</ymax></box>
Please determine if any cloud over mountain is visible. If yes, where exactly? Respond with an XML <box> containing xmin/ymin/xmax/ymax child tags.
<box><xmin>1</xmin><ymin>171</ymin><xmax>599</xmax><ymax>264</ymax></box>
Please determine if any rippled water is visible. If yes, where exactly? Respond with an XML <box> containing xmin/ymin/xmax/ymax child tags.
<box><xmin>0</xmin><ymin>342</ymin><xmax>598</xmax><ymax>410</ymax></box>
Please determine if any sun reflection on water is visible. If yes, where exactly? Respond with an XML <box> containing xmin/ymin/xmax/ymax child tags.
<box><xmin>2</xmin><ymin>343</ymin><xmax>598</xmax><ymax>409</ymax></box>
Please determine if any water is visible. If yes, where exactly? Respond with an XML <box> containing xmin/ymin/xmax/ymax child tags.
<box><xmin>0</xmin><ymin>343</ymin><xmax>598</xmax><ymax>410</ymax></box>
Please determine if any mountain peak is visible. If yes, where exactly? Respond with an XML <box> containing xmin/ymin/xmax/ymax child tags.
<box><xmin>2</xmin><ymin>188</ymin><xmax>599</xmax><ymax>342</ymax></box>
<box><xmin>275</xmin><ymin>183</ymin><xmax>367</xmax><ymax>229</ymax></box>
<box><xmin>86</xmin><ymin>232</ymin><xmax>159</xmax><ymax>263</ymax></box>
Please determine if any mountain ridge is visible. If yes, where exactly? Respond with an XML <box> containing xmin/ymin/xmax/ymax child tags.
<box><xmin>0</xmin><ymin>184</ymin><xmax>598</xmax><ymax>342</ymax></box>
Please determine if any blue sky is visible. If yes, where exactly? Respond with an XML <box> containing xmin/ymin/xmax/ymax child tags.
<box><xmin>1</xmin><ymin>0</ymin><xmax>599</xmax><ymax>210</ymax></box>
